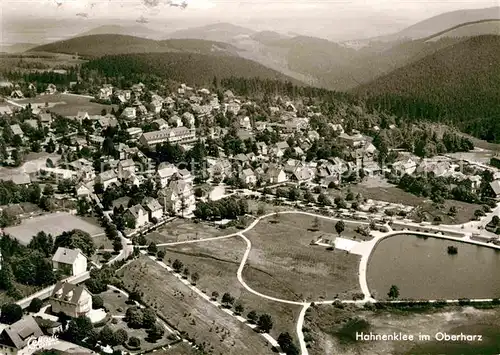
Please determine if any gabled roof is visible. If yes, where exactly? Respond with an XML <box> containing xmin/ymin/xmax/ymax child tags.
<box><xmin>52</xmin><ymin>247</ymin><xmax>85</xmax><ymax>264</ymax></box>
<box><xmin>490</xmin><ymin>180</ymin><xmax>500</xmax><ymax>196</ymax></box>
<box><xmin>1</xmin><ymin>316</ymin><xmax>43</xmax><ymax>349</ymax></box>
<box><xmin>10</xmin><ymin>124</ymin><xmax>23</xmax><ymax>136</ymax></box>
<box><xmin>143</xmin><ymin>197</ymin><xmax>162</xmax><ymax>212</ymax></box>
<box><xmin>157</xmin><ymin>164</ymin><xmax>178</xmax><ymax>178</ymax></box>
<box><xmin>127</xmin><ymin>204</ymin><xmax>146</xmax><ymax>219</ymax></box>
<box><xmin>51</xmin><ymin>281</ymin><xmax>88</xmax><ymax>305</ymax></box>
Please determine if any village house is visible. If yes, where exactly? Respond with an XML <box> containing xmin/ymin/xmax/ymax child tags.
<box><xmin>98</xmin><ymin>85</ymin><xmax>113</xmax><ymax>100</ymax></box>
<box><xmin>50</xmin><ymin>281</ymin><xmax>92</xmax><ymax>318</ymax></box>
<box><xmin>152</xmin><ymin>118</ymin><xmax>169</xmax><ymax>130</ymax></box>
<box><xmin>256</xmin><ymin>142</ymin><xmax>268</xmax><ymax>156</ymax></box>
<box><xmin>124</xmin><ymin>204</ymin><xmax>149</xmax><ymax>228</ymax></box>
<box><xmin>239</xmin><ymin>116</ymin><xmax>252</xmax><ymax>130</ymax></box>
<box><xmin>209</xmin><ymin>158</ymin><xmax>232</xmax><ymax>180</ymax></box>
<box><xmin>241</xmin><ymin>168</ymin><xmax>257</xmax><ymax>185</ymax></box>
<box><xmin>10</xmin><ymin>124</ymin><xmax>24</xmax><ymax>138</ymax></box>
<box><xmin>0</xmin><ymin>106</ymin><xmax>13</xmax><ymax>115</ymax></box>
<box><xmin>117</xmin><ymin>159</ymin><xmax>136</xmax><ymax>179</ymax></box>
<box><xmin>10</xmin><ymin>90</ymin><xmax>24</xmax><ymax>99</ymax></box>
<box><xmin>0</xmin><ymin>316</ymin><xmax>44</xmax><ymax>354</ymax></box>
<box><xmin>489</xmin><ymin>180</ymin><xmax>500</xmax><ymax>198</ymax></box>
<box><xmin>182</xmin><ymin>112</ymin><xmax>195</xmax><ymax>127</ymax></box>
<box><xmin>391</xmin><ymin>158</ymin><xmax>418</xmax><ymax>176</ymax></box>
<box><xmin>271</xmin><ymin>141</ymin><xmax>290</xmax><ymax>158</ymax></box>
<box><xmin>264</xmin><ymin>165</ymin><xmax>287</xmax><ymax>184</ymax></box>
<box><xmin>126</xmin><ymin>127</ymin><xmax>143</xmax><ymax>140</ymax></box>
<box><xmin>76</xmin><ymin>182</ymin><xmax>92</xmax><ymax>197</ymax></box>
<box><xmin>121</xmin><ymin>107</ymin><xmax>137</xmax><ymax>120</ymax></box>
<box><xmin>158</xmin><ymin>178</ymin><xmax>196</xmax><ymax>217</ymax></box>
<box><xmin>139</xmin><ymin>127</ymin><xmax>196</xmax><ymax>148</ymax></box>
<box><xmin>168</xmin><ymin>115</ymin><xmax>183</xmax><ymax>127</ymax></box>
<box><xmin>45</xmin><ymin>84</ymin><xmax>57</xmax><ymax>94</ymax></box>
<box><xmin>156</xmin><ymin>164</ymin><xmax>178</xmax><ymax>188</ymax></box>
<box><xmin>76</xmin><ymin>111</ymin><xmax>90</xmax><ymax>122</ymax></box>
<box><xmin>95</xmin><ymin>170</ymin><xmax>118</xmax><ymax>190</ymax></box>
<box><xmin>52</xmin><ymin>247</ymin><xmax>87</xmax><ymax>276</ymax></box>
<box><xmin>225</xmin><ymin>102</ymin><xmax>241</xmax><ymax>116</ymax></box>
<box><xmin>38</xmin><ymin>113</ymin><xmax>52</xmax><ymax>127</ymax></box>
<box><xmin>143</xmin><ymin>197</ymin><xmax>163</xmax><ymax>222</ymax></box>
<box><xmin>339</xmin><ymin>132</ymin><xmax>366</xmax><ymax>148</ymax></box>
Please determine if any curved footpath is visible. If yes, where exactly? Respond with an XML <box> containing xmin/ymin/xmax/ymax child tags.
<box><xmin>129</xmin><ymin>209</ymin><xmax>500</xmax><ymax>355</ymax></box>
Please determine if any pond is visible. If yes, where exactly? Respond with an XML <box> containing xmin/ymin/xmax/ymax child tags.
<box><xmin>367</xmin><ymin>234</ymin><xmax>500</xmax><ymax>300</ymax></box>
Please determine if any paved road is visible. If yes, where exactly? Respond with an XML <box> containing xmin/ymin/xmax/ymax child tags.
<box><xmin>16</xmin><ymin>272</ymin><xmax>90</xmax><ymax>309</ymax></box>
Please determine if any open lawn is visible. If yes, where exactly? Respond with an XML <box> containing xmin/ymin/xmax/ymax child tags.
<box><xmin>93</xmin><ymin>234</ymin><xmax>115</xmax><ymax>250</ymax></box>
<box><xmin>4</xmin><ymin>212</ymin><xmax>104</xmax><ymax>245</ymax></box>
<box><xmin>243</xmin><ymin>213</ymin><xmax>362</xmax><ymax>302</ymax></box>
<box><xmin>100</xmin><ymin>289</ymin><xmax>130</xmax><ymax>316</ymax></box>
<box><xmin>15</xmin><ymin>93</ymin><xmax>117</xmax><ymax>116</ymax></box>
<box><xmin>107</xmin><ymin>318</ymin><xmax>171</xmax><ymax>353</ymax></box>
<box><xmin>159</xmin><ymin>237</ymin><xmax>301</xmax><ymax>342</ymax></box>
<box><xmin>146</xmin><ymin>219</ymin><xmax>239</xmax><ymax>245</ymax></box>
<box><xmin>117</xmin><ymin>257</ymin><xmax>275</xmax><ymax>355</ymax></box>
<box><xmin>304</xmin><ymin>303</ymin><xmax>500</xmax><ymax>355</ymax></box>
<box><xmin>152</xmin><ymin>342</ymin><xmax>203</xmax><ymax>355</ymax></box>
<box><xmin>408</xmin><ymin>199</ymin><xmax>481</xmax><ymax>225</ymax></box>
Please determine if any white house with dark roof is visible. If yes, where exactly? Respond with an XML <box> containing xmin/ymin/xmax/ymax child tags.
<box><xmin>10</xmin><ymin>124</ymin><xmax>24</xmax><ymax>137</ymax></box>
<box><xmin>0</xmin><ymin>316</ymin><xmax>43</xmax><ymax>353</ymax></box>
<box><xmin>52</xmin><ymin>247</ymin><xmax>87</xmax><ymax>276</ymax></box>
<box><xmin>50</xmin><ymin>281</ymin><xmax>92</xmax><ymax>318</ymax></box>
<box><xmin>95</xmin><ymin>170</ymin><xmax>118</xmax><ymax>190</ymax></box>
<box><xmin>143</xmin><ymin>197</ymin><xmax>163</xmax><ymax>221</ymax></box>
<box><xmin>156</xmin><ymin>164</ymin><xmax>178</xmax><ymax>188</ymax></box>
<box><xmin>124</xmin><ymin>204</ymin><xmax>148</xmax><ymax>228</ymax></box>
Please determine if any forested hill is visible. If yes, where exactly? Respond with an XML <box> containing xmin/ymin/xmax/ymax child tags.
<box><xmin>28</xmin><ymin>34</ymin><xmax>240</xmax><ymax>58</ymax></box>
<box><xmin>83</xmin><ymin>52</ymin><xmax>304</xmax><ymax>88</ymax></box>
<box><xmin>355</xmin><ymin>35</ymin><xmax>500</xmax><ymax>142</ymax></box>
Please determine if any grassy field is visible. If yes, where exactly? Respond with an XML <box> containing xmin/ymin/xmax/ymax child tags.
<box><xmin>407</xmin><ymin>199</ymin><xmax>481</xmax><ymax>225</ymax></box>
<box><xmin>4</xmin><ymin>212</ymin><xmax>104</xmax><ymax>245</ymax></box>
<box><xmin>93</xmin><ymin>234</ymin><xmax>115</xmax><ymax>250</ymax></box>
<box><xmin>107</xmin><ymin>318</ymin><xmax>171</xmax><ymax>353</ymax></box>
<box><xmin>304</xmin><ymin>303</ymin><xmax>500</xmax><ymax>355</ymax></box>
<box><xmin>15</xmin><ymin>93</ymin><xmax>117</xmax><ymax>116</ymax></box>
<box><xmin>0</xmin><ymin>282</ymin><xmax>40</xmax><ymax>305</ymax></box>
<box><xmin>146</xmin><ymin>219</ymin><xmax>240</xmax><ymax>245</ymax></box>
<box><xmin>100</xmin><ymin>289</ymin><xmax>130</xmax><ymax>316</ymax></box>
<box><xmin>243</xmin><ymin>213</ymin><xmax>362</xmax><ymax>301</ymax></box>
<box><xmin>152</xmin><ymin>342</ymin><xmax>203</xmax><ymax>355</ymax></box>
<box><xmin>117</xmin><ymin>256</ymin><xmax>275</xmax><ymax>355</ymax></box>
<box><xmin>159</xmin><ymin>237</ymin><xmax>302</xmax><ymax>342</ymax></box>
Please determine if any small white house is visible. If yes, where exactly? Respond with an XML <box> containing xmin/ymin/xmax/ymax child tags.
<box><xmin>52</xmin><ymin>247</ymin><xmax>87</xmax><ymax>276</ymax></box>
<box><xmin>50</xmin><ymin>281</ymin><xmax>92</xmax><ymax>318</ymax></box>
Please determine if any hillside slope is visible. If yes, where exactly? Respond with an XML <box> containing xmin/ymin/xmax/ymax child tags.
<box><xmin>167</xmin><ymin>22</ymin><xmax>255</xmax><ymax>43</ymax></box>
<box><xmin>83</xmin><ymin>52</ymin><xmax>302</xmax><ymax>87</ymax></box>
<box><xmin>77</xmin><ymin>25</ymin><xmax>165</xmax><ymax>39</ymax></box>
<box><xmin>373</xmin><ymin>6</ymin><xmax>500</xmax><ymax>42</ymax></box>
<box><xmin>425</xmin><ymin>19</ymin><xmax>500</xmax><ymax>42</ymax></box>
<box><xmin>28</xmin><ymin>35</ymin><xmax>240</xmax><ymax>58</ymax></box>
<box><xmin>356</xmin><ymin>35</ymin><xmax>500</xmax><ymax>142</ymax></box>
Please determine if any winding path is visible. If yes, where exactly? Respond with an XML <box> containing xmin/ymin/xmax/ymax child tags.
<box><xmin>136</xmin><ymin>209</ymin><xmax>500</xmax><ymax>355</ymax></box>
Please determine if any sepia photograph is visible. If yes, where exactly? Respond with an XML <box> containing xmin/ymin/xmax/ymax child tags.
<box><xmin>0</xmin><ymin>0</ymin><xmax>500</xmax><ymax>354</ymax></box>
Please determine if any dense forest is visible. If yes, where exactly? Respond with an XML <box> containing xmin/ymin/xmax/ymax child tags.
<box><xmin>83</xmin><ymin>52</ymin><xmax>302</xmax><ymax>88</ymax></box>
<box><xmin>30</xmin><ymin>35</ymin><xmax>240</xmax><ymax>58</ymax></box>
<box><xmin>357</xmin><ymin>35</ymin><xmax>500</xmax><ymax>142</ymax></box>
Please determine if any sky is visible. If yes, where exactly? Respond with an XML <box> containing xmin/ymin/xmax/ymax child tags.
<box><xmin>1</xmin><ymin>0</ymin><xmax>499</xmax><ymax>41</ymax></box>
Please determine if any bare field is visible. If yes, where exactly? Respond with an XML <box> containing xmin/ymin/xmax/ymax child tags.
<box><xmin>304</xmin><ymin>304</ymin><xmax>500</xmax><ymax>355</ymax></box>
<box><xmin>147</xmin><ymin>219</ymin><xmax>239</xmax><ymax>245</ymax></box>
<box><xmin>160</xmin><ymin>238</ymin><xmax>301</xmax><ymax>342</ymax></box>
<box><xmin>4</xmin><ymin>212</ymin><xmax>104</xmax><ymax>245</ymax></box>
<box><xmin>117</xmin><ymin>257</ymin><xmax>275</xmax><ymax>355</ymax></box>
<box><xmin>243</xmin><ymin>213</ymin><xmax>362</xmax><ymax>301</ymax></box>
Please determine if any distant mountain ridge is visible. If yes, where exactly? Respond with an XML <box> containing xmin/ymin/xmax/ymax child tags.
<box><xmin>424</xmin><ymin>19</ymin><xmax>500</xmax><ymax>42</ymax></box>
<box><xmin>28</xmin><ymin>34</ymin><xmax>241</xmax><ymax>58</ymax></box>
<box><xmin>78</xmin><ymin>24</ymin><xmax>166</xmax><ymax>40</ymax></box>
<box><xmin>167</xmin><ymin>22</ymin><xmax>256</xmax><ymax>43</ymax></box>
<box><xmin>368</xmin><ymin>6</ymin><xmax>500</xmax><ymax>42</ymax></box>
<box><xmin>356</xmin><ymin>35</ymin><xmax>500</xmax><ymax>142</ymax></box>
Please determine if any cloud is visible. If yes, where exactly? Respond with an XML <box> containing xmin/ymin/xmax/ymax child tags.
<box><xmin>142</xmin><ymin>0</ymin><xmax>161</xmax><ymax>7</ymax></box>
